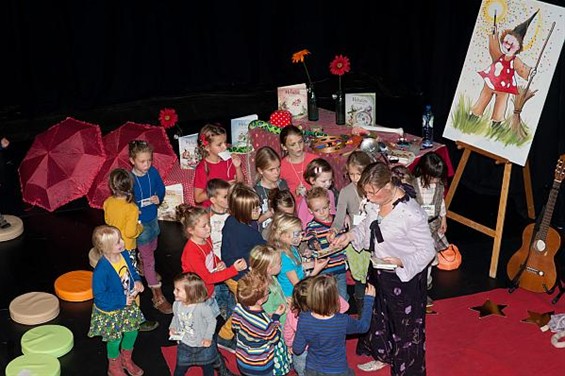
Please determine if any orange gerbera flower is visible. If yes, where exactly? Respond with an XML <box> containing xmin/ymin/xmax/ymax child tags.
<box><xmin>329</xmin><ymin>55</ymin><xmax>351</xmax><ymax>76</ymax></box>
<box><xmin>292</xmin><ymin>49</ymin><xmax>313</xmax><ymax>85</ymax></box>
<box><xmin>292</xmin><ymin>49</ymin><xmax>311</xmax><ymax>64</ymax></box>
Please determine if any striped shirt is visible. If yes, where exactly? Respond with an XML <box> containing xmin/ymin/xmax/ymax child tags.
<box><xmin>232</xmin><ymin>303</ymin><xmax>281</xmax><ymax>375</ymax></box>
<box><xmin>305</xmin><ymin>218</ymin><xmax>347</xmax><ymax>274</ymax></box>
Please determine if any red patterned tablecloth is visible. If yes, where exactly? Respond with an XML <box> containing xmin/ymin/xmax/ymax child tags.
<box><xmin>165</xmin><ymin>108</ymin><xmax>454</xmax><ymax>204</ymax></box>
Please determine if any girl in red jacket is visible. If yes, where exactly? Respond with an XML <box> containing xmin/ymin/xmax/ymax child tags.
<box><xmin>176</xmin><ymin>204</ymin><xmax>247</xmax><ymax>303</ymax></box>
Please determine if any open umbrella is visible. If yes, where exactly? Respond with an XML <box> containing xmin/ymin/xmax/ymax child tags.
<box><xmin>87</xmin><ymin>121</ymin><xmax>178</xmax><ymax>209</ymax></box>
<box><xmin>18</xmin><ymin>117</ymin><xmax>106</xmax><ymax>212</ymax></box>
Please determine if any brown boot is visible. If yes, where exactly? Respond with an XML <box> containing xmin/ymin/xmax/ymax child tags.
<box><xmin>108</xmin><ymin>356</ymin><xmax>127</xmax><ymax>376</ymax></box>
<box><xmin>120</xmin><ymin>349</ymin><xmax>144</xmax><ymax>376</ymax></box>
<box><xmin>151</xmin><ymin>286</ymin><xmax>172</xmax><ymax>314</ymax></box>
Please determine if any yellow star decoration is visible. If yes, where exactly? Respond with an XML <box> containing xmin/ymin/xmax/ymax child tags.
<box><xmin>470</xmin><ymin>299</ymin><xmax>507</xmax><ymax>318</ymax></box>
<box><xmin>521</xmin><ymin>310</ymin><xmax>554</xmax><ymax>329</ymax></box>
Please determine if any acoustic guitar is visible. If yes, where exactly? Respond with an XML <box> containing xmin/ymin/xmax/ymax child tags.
<box><xmin>506</xmin><ymin>154</ymin><xmax>565</xmax><ymax>293</ymax></box>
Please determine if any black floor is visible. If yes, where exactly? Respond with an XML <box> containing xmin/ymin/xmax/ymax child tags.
<box><xmin>1</xmin><ymin>108</ymin><xmax>564</xmax><ymax>375</ymax></box>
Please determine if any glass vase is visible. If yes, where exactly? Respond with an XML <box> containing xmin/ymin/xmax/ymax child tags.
<box><xmin>307</xmin><ymin>84</ymin><xmax>319</xmax><ymax>121</ymax></box>
<box><xmin>335</xmin><ymin>90</ymin><xmax>345</xmax><ymax>125</ymax></box>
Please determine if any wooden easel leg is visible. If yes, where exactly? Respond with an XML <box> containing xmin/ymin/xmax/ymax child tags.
<box><xmin>445</xmin><ymin>147</ymin><xmax>471</xmax><ymax>209</ymax></box>
<box><xmin>490</xmin><ymin>163</ymin><xmax>512</xmax><ymax>278</ymax></box>
<box><xmin>523</xmin><ymin>160</ymin><xmax>535</xmax><ymax>219</ymax></box>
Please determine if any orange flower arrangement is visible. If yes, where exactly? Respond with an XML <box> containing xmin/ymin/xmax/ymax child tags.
<box><xmin>292</xmin><ymin>49</ymin><xmax>313</xmax><ymax>86</ymax></box>
<box><xmin>329</xmin><ymin>55</ymin><xmax>351</xmax><ymax>92</ymax></box>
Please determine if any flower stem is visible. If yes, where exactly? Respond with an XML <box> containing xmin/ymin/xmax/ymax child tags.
<box><xmin>302</xmin><ymin>62</ymin><xmax>312</xmax><ymax>86</ymax></box>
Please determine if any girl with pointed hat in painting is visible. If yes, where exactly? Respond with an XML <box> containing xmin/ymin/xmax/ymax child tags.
<box><xmin>470</xmin><ymin>10</ymin><xmax>538</xmax><ymax>128</ymax></box>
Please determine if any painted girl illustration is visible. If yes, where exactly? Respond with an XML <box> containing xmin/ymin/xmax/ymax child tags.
<box><xmin>470</xmin><ymin>10</ymin><xmax>538</xmax><ymax>128</ymax></box>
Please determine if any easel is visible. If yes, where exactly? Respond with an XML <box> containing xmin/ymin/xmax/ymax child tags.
<box><xmin>445</xmin><ymin>142</ymin><xmax>535</xmax><ymax>278</ymax></box>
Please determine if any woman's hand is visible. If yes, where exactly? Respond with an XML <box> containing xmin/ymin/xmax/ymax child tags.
<box><xmin>201</xmin><ymin>339</ymin><xmax>212</xmax><ymax>347</ymax></box>
<box><xmin>330</xmin><ymin>231</ymin><xmax>352</xmax><ymax>250</ymax></box>
<box><xmin>234</xmin><ymin>258</ymin><xmax>247</xmax><ymax>271</ymax></box>
<box><xmin>216</xmin><ymin>261</ymin><xmax>226</xmax><ymax>271</ymax></box>
<box><xmin>365</xmin><ymin>283</ymin><xmax>376</xmax><ymax>297</ymax></box>
<box><xmin>382</xmin><ymin>256</ymin><xmax>403</xmax><ymax>268</ymax></box>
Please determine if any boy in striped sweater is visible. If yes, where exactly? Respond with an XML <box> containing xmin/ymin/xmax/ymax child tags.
<box><xmin>232</xmin><ymin>272</ymin><xmax>286</xmax><ymax>376</ymax></box>
<box><xmin>304</xmin><ymin>187</ymin><xmax>349</xmax><ymax>301</ymax></box>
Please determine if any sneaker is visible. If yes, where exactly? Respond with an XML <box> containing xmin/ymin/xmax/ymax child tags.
<box><xmin>357</xmin><ymin>360</ymin><xmax>387</xmax><ymax>372</ymax></box>
<box><xmin>217</xmin><ymin>336</ymin><xmax>236</xmax><ymax>354</ymax></box>
<box><xmin>427</xmin><ymin>296</ymin><xmax>434</xmax><ymax>307</ymax></box>
<box><xmin>139</xmin><ymin>320</ymin><xmax>159</xmax><ymax>332</ymax></box>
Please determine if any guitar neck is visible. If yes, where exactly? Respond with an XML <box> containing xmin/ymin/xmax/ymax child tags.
<box><xmin>537</xmin><ymin>180</ymin><xmax>561</xmax><ymax>241</ymax></box>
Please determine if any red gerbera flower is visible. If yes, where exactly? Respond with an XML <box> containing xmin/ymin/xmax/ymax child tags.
<box><xmin>329</xmin><ymin>55</ymin><xmax>351</xmax><ymax>76</ymax></box>
<box><xmin>159</xmin><ymin>108</ymin><xmax>178</xmax><ymax>129</ymax></box>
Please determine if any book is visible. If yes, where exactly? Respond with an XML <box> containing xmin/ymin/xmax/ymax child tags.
<box><xmin>277</xmin><ymin>83</ymin><xmax>308</xmax><ymax>119</ymax></box>
<box><xmin>157</xmin><ymin>184</ymin><xmax>184</xmax><ymax>221</ymax></box>
<box><xmin>345</xmin><ymin>93</ymin><xmax>376</xmax><ymax>127</ymax></box>
<box><xmin>230</xmin><ymin>114</ymin><xmax>258</xmax><ymax>152</ymax></box>
<box><xmin>178</xmin><ymin>133</ymin><xmax>200</xmax><ymax>170</ymax></box>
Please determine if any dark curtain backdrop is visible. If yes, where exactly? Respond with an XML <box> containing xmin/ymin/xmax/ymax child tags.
<box><xmin>2</xmin><ymin>0</ymin><xmax>565</xmax><ymax>223</ymax></box>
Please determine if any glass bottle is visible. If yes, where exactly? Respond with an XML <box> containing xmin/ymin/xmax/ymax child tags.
<box><xmin>421</xmin><ymin>104</ymin><xmax>434</xmax><ymax>148</ymax></box>
<box><xmin>307</xmin><ymin>84</ymin><xmax>319</xmax><ymax>121</ymax></box>
<box><xmin>335</xmin><ymin>91</ymin><xmax>345</xmax><ymax>125</ymax></box>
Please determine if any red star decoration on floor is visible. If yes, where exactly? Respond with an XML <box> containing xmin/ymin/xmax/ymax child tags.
<box><xmin>470</xmin><ymin>299</ymin><xmax>507</xmax><ymax>318</ymax></box>
<box><xmin>521</xmin><ymin>310</ymin><xmax>554</xmax><ymax>329</ymax></box>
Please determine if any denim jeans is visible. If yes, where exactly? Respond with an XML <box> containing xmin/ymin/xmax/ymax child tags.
<box><xmin>214</xmin><ymin>283</ymin><xmax>234</xmax><ymax>319</ymax></box>
<box><xmin>305</xmin><ymin>369</ymin><xmax>354</xmax><ymax>376</ymax></box>
<box><xmin>333</xmin><ymin>272</ymin><xmax>349</xmax><ymax>302</ymax></box>
<box><xmin>174</xmin><ymin>341</ymin><xmax>218</xmax><ymax>376</ymax></box>
<box><xmin>293</xmin><ymin>351</ymin><xmax>307</xmax><ymax>376</ymax></box>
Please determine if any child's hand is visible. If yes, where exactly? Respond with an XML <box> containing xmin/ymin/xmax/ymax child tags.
<box><xmin>296</xmin><ymin>184</ymin><xmax>307</xmax><ymax>197</ymax></box>
<box><xmin>301</xmin><ymin>248</ymin><xmax>313</xmax><ymax>258</ymax></box>
<box><xmin>126</xmin><ymin>295</ymin><xmax>134</xmax><ymax>306</ymax></box>
<box><xmin>150</xmin><ymin>195</ymin><xmax>160</xmax><ymax>205</ymax></box>
<box><xmin>232</xmin><ymin>155</ymin><xmax>242</xmax><ymax>168</ymax></box>
<box><xmin>234</xmin><ymin>258</ymin><xmax>247</xmax><ymax>271</ymax></box>
<box><xmin>365</xmin><ymin>283</ymin><xmax>376</xmax><ymax>297</ymax></box>
<box><xmin>1</xmin><ymin>138</ymin><xmax>9</xmax><ymax>149</ymax></box>
<box><xmin>201</xmin><ymin>339</ymin><xmax>212</xmax><ymax>347</ymax></box>
<box><xmin>169</xmin><ymin>329</ymin><xmax>178</xmax><ymax>336</ymax></box>
<box><xmin>439</xmin><ymin>216</ymin><xmax>447</xmax><ymax>235</ymax></box>
<box><xmin>275</xmin><ymin>304</ymin><xmax>286</xmax><ymax>316</ymax></box>
<box><xmin>344</xmin><ymin>215</ymin><xmax>351</xmax><ymax>230</ymax></box>
<box><xmin>216</xmin><ymin>261</ymin><xmax>226</xmax><ymax>271</ymax></box>
<box><xmin>312</xmin><ymin>258</ymin><xmax>329</xmax><ymax>275</ymax></box>
<box><xmin>330</xmin><ymin>232</ymin><xmax>351</xmax><ymax>249</ymax></box>
<box><xmin>134</xmin><ymin>281</ymin><xmax>144</xmax><ymax>293</ymax></box>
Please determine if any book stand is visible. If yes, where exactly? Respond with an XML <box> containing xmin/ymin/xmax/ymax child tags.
<box><xmin>444</xmin><ymin>142</ymin><xmax>535</xmax><ymax>278</ymax></box>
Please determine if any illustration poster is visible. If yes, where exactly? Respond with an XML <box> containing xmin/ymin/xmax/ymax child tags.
<box><xmin>442</xmin><ymin>0</ymin><xmax>565</xmax><ymax>166</ymax></box>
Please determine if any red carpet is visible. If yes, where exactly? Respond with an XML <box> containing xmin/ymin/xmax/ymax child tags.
<box><xmin>162</xmin><ymin>288</ymin><xmax>565</xmax><ymax>375</ymax></box>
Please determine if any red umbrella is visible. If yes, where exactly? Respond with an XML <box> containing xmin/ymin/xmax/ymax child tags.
<box><xmin>18</xmin><ymin>117</ymin><xmax>106</xmax><ymax>212</ymax></box>
<box><xmin>87</xmin><ymin>121</ymin><xmax>178</xmax><ymax>209</ymax></box>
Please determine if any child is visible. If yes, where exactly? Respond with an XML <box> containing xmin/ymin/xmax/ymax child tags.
<box><xmin>193</xmin><ymin>123</ymin><xmax>244</xmax><ymax>206</ymax></box>
<box><xmin>269</xmin><ymin>213</ymin><xmax>327</xmax><ymax>297</ymax></box>
<box><xmin>248</xmin><ymin>245</ymin><xmax>292</xmax><ymax>376</ymax></box>
<box><xmin>304</xmin><ymin>187</ymin><xmax>348</xmax><ymax>301</ymax></box>
<box><xmin>169</xmin><ymin>273</ymin><xmax>226</xmax><ymax>376</ymax></box>
<box><xmin>218</xmin><ymin>182</ymin><xmax>266</xmax><ymax>351</ymax></box>
<box><xmin>261</xmin><ymin>188</ymin><xmax>296</xmax><ymax>240</ymax></box>
<box><xmin>128</xmin><ymin>139</ymin><xmax>171</xmax><ymax>314</ymax></box>
<box><xmin>207</xmin><ymin>178</ymin><xmax>233</xmax><ymax>319</ymax></box>
<box><xmin>232</xmin><ymin>272</ymin><xmax>286</xmax><ymax>376</ymax></box>
<box><xmin>296</xmin><ymin>158</ymin><xmax>337</xmax><ymax>228</ymax></box>
<box><xmin>333</xmin><ymin>151</ymin><xmax>372</xmax><ymax>312</ymax></box>
<box><xmin>254</xmin><ymin>146</ymin><xmax>289</xmax><ymax>232</ymax></box>
<box><xmin>293</xmin><ymin>275</ymin><xmax>375</xmax><ymax>376</ymax></box>
<box><xmin>412</xmin><ymin>152</ymin><xmax>449</xmax><ymax>295</ymax></box>
<box><xmin>283</xmin><ymin>277</ymin><xmax>350</xmax><ymax>376</ymax></box>
<box><xmin>177</xmin><ymin>204</ymin><xmax>247</xmax><ymax>303</ymax></box>
<box><xmin>103</xmin><ymin>167</ymin><xmax>158</xmax><ymax>332</ymax></box>
<box><xmin>88</xmin><ymin>225</ymin><xmax>145</xmax><ymax>376</ymax></box>
<box><xmin>279</xmin><ymin>125</ymin><xmax>317</xmax><ymax>200</ymax></box>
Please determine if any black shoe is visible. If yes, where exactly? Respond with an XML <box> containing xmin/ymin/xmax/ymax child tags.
<box><xmin>217</xmin><ymin>336</ymin><xmax>236</xmax><ymax>354</ymax></box>
<box><xmin>139</xmin><ymin>320</ymin><xmax>159</xmax><ymax>332</ymax></box>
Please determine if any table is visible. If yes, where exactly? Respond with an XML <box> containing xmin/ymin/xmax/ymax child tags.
<box><xmin>164</xmin><ymin>108</ymin><xmax>454</xmax><ymax>205</ymax></box>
